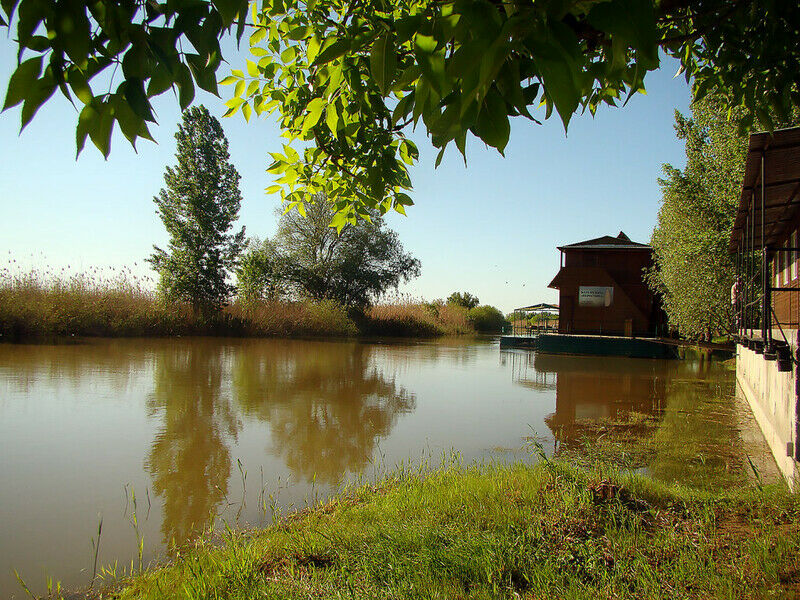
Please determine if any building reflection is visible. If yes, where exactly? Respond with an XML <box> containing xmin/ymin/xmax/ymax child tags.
<box><xmin>507</xmin><ymin>351</ymin><xmax>669</xmax><ymax>449</ymax></box>
<box><xmin>145</xmin><ymin>341</ymin><xmax>240</xmax><ymax>550</ymax></box>
<box><xmin>233</xmin><ymin>340</ymin><xmax>415</xmax><ymax>485</ymax></box>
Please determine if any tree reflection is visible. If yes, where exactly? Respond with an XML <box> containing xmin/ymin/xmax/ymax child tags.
<box><xmin>233</xmin><ymin>340</ymin><xmax>415</xmax><ymax>484</ymax></box>
<box><xmin>145</xmin><ymin>341</ymin><xmax>240</xmax><ymax>549</ymax></box>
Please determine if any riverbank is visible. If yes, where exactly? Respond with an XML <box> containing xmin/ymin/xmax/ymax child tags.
<box><xmin>0</xmin><ymin>272</ymin><xmax>476</xmax><ymax>339</ymax></box>
<box><xmin>81</xmin><ymin>460</ymin><xmax>799</xmax><ymax>599</ymax></box>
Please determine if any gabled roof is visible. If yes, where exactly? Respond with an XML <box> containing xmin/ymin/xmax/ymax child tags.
<box><xmin>558</xmin><ymin>231</ymin><xmax>651</xmax><ymax>251</ymax></box>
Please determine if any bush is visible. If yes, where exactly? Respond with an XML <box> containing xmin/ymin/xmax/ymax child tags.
<box><xmin>467</xmin><ymin>305</ymin><xmax>508</xmax><ymax>333</ymax></box>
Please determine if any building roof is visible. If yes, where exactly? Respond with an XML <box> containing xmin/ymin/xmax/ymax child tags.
<box><xmin>557</xmin><ymin>231</ymin><xmax>651</xmax><ymax>251</ymax></box>
<box><xmin>729</xmin><ymin>126</ymin><xmax>800</xmax><ymax>252</ymax></box>
<box><xmin>515</xmin><ymin>303</ymin><xmax>559</xmax><ymax>312</ymax></box>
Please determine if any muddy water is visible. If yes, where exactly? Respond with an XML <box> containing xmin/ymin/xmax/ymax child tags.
<box><xmin>0</xmin><ymin>338</ymin><xmax>775</xmax><ymax>597</ymax></box>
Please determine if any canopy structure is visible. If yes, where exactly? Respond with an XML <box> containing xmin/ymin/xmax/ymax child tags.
<box><xmin>730</xmin><ymin>126</ymin><xmax>800</xmax><ymax>358</ymax></box>
<box><xmin>515</xmin><ymin>303</ymin><xmax>559</xmax><ymax>312</ymax></box>
<box><xmin>510</xmin><ymin>303</ymin><xmax>559</xmax><ymax>336</ymax></box>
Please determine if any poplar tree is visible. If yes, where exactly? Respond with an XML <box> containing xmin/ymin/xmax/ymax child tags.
<box><xmin>647</xmin><ymin>97</ymin><xmax>798</xmax><ymax>339</ymax></box>
<box><xmin>148</xmin><ymin>105</ymin><xmax>245</xmax><ymax>318</ymax></box>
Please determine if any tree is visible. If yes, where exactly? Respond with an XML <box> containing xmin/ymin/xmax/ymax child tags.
<box><xmin>646</xmin><ymin>96</ymin><xmax>798</xmax><ymax>339</ymax></box>
<box><xmin>242</xmin><ymin>194</ymin><xmax>420</xmax><ymax>308</ymax></box>
<box><xmin>236</xmin><ymin>237</ymin><xmax>284</xmax><ymax>305</ymax></box>
<box><xmin>148</xmin><ymin>105</ymin><xmax>245</xmax><ymax>317</ymax></box>
<box><xmin>446</xmin><ymin>292</ymin><xmax>479</xmax><ymax>309</ymax></box>
<box><xmin>3</xmin><ymin>1</ymin><xmax>800</xmax><ymax>220</ymax></box>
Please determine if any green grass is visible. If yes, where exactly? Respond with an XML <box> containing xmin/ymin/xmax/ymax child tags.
<box><xmin>82</xmin><ymin>460</ymin><xmax>800</xmax><ymax>600</ymax></box>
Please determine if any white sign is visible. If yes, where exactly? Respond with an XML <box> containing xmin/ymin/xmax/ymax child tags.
<box><xmin>578</xmin><ymin>286</ymin><xmax>613</xmax><ymax>307</ymax></box>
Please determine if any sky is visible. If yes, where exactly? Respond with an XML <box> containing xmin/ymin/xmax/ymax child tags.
<box><xmin>0</xmin><ymin>38</ymin><xmax>691</xmax><ymax>314</ymax></box>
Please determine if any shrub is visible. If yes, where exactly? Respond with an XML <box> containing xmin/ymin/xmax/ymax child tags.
<box><xmin>467</xmin><ymin>305</ymin><xmax>508</xmax><ymax>333</ymax></box>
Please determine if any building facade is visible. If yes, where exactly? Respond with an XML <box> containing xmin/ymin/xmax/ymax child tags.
<box><xmin>548</xmin><ymin>232</ymin><xmax>665</xmax><ymax>337</ymax></box>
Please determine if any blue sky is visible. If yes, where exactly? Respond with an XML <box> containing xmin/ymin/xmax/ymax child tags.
<box><xmin>0</xmin><ymin>38</ymin><xmax>691</xmax><ymax>313</ymax></box>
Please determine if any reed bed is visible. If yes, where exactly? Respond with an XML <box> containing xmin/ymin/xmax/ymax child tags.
<box><xmin>0</xmin><ymin>269</ymin><xmax>478</xmax><ymax>339</ymax></box>
<box><xmin>363</xmin><ymin>301</ymin><xmax>473</xmax><ymax>337</ymax></box>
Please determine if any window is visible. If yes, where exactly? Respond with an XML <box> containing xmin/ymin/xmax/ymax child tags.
<box><xmin>784</xmin><ymin>240</ymin><xmax>791</xmax><ymax>285</ymax></box>
<box><xmin>792</xmin><ymin>231</ymin><xmax>798</xmax><ymax>281</ymax></box>
<box><xmin>774</xmin><ymin>256</ymin><xmax>780</xmax><ymax>286</ymax></box>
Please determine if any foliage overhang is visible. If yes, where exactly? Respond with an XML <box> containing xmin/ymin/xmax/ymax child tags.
<box><xmin>2</xmin><ymin>0</ymin><xmax>799</xmax><ymax>225</ymax></box>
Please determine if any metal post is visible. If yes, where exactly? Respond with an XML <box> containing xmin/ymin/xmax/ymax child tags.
<box><xmin>735</xmin><ymin>239</ymin><xmax>741</xmax><ymax>336</ymax></box>
<box><xmin>751</xmin><ymin>191</ymin><xmax>756</xmax><ymax>336</ymax></box>
<box><xmin>747</xmin><ymin>208</ymin><xmax>752</xmax><ymax>335</ymax></box>
<box><xmin>762</xmin><ymin>152</ymin><xmax>770</xmax><ymax>350</ymax></box>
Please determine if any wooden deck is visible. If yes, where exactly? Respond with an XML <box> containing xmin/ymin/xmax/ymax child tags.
<box><xmin>500</xmin><ymin>333</ymin><xmax>680</xmax><ymax>359</ymax></box>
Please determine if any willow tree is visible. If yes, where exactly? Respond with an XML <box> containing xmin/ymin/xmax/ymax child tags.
<box><xmin>148</xmin><ymin>105</ymin><xmax>245</xmax><ymax>317</ymax></box>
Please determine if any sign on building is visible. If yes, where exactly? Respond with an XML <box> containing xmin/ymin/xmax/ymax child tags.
<box><xmin>578</xmin><ymin>286</ymin><xmax>614</xmax><ymax>307</ymax></box>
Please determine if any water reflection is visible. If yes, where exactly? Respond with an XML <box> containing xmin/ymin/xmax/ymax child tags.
<box><xmin>532</xmin><ymin>354</ymin><xmax>668</xmax><ymax>447</ymax></box>
<box><xmin>145</xmin><ymin>342</ymin><xmax>240</xmax><ymax>548</ymax></box>
<box><xmin>0</xmin><ymin>338</ymin><xmax>763</xmax><ymax>597</ymax></box>
<box><xmin>233</xmin><ymin>340</ymin><xmax>415</xmax><ymax>484</ymax></box>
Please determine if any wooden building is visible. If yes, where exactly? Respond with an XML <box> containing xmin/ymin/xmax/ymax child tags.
<box><xmin>548</xmin><ymin>232</ymin><xmax>665</xmax><ymax>336</ymax></box>
<box><xmin>729</xmin><ymin>126</ymin><xmax>800</xmax><ymax>487</ymax></box>
<box><xmin>731</xmin><ymin>126</ymin><xmax>800</xmax><ymax>336</ymax></box>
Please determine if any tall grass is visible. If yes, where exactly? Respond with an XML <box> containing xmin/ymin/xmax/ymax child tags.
<box><xmin>0</xmin><ymin>268</ymin><xmax>360</xmax><ymax>339</ymax></box>
<box><xmin>0</xmin><ymin>269</ymin><xmax>478</xmax><ymax>339</ymax></box>
<box><xmin>0</xmin><ymin>267</ymin><xmax>189</xmax><ymax>338</ymax></box>
<box><xmin>363</xmin><ymin>300</ymin><xmax>473</xmax><ymax>337</ymax></box>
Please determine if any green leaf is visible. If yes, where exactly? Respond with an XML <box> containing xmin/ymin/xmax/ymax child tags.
<box><xmin>212</xmin><ymin>0</ymin><xmax>243</xmax><ymax>27</ymax></box>
<box><xmin>280</xmin><ymin>46</ymin><xmax>297</xmax><ymax>63</ymax></box>
<box><xmin>414</xmin><ymin>34</ymin><xmax>437</xmax><ymax>54</ymax></box>
<box><xmin>242</xmin><ymin>101</ymin><xmax>252</xmax><ymax>121</ymax></box>
<box><xmin>3</xmin><ymin>57</ymin><xmax>42</xmax><ymax>111</ymax></box>
<box><xmin>587</xmin><ymin>0</ymin><xmax>658</xmax><ymax>63</ymax></box>
<box><xmin>122</xmin><ymin>78</ymin><xmax>155</xmax><ymax>122</ymax></box>
<box><xmin>186</xmin><ymin>54</ymin><xmax>219</xmax><ymax>96</ymax></box>
<box><xmin>434</xmin><ymin>146</ymin><xmax>446</xmax><ymax>167</ymax></box>
<box><xmin>312</xmin><ymin>38</ymin><xmax>351</xmax><ymax>66</ymax></box>
<box><xmin>67</xmin><ymin>68</ymin><xmax>93</xmax><ymax>105</ymax></box>
<box><xmin>219</xmin><ymin>75</ymin><xmax>238</xmax><ymax>85</ymax></box>
<box><xmin>76</xmin><ymin>101</ymin><xmax>99</xmax><ymax>156</ymax></box>
<box><xmin>473</xmin><ymin>87</ymin><xmax>509</xmax><ymax>153</ymax></box>
<box><xmin>176</xmin><ymin>65</ymin><xmax>195</xmax><ymax>110</ymax></box>
<box><xmin>20</xmin><ymin>70</ymin><xmax>56</xmax><ymax>130</ymax></box>
<box><xmin>395</xmin><ymin>192</ymin><xmax>414</xmax><ymax>206</ymax></box>
<box><xmin>249</xmin><ymin>27</ymin><xmax>267</xmax><ymax>45</ymax></box>
<box><xmin>531</xmin><ymin>23</ymin><xmax>582</xmax><ymax>130</ymax></box>
<box><xmin>370</xmin><ymin>33</ymin><xmax>397</xmax><ymax>95</ymax></box>
<box><xmin>302</xmin><ymin>97</ymin><xmax>325</xmax><ymax>133</ymax></box>
<box><xmin>325</xmin><ymin>103</ymin><xmax>339</xmax><ymax>137</ymax></box>
<box><xmin>89</xmin><ymin>101</ymin><xmax>115</xmax><ymax>159</ymax></box>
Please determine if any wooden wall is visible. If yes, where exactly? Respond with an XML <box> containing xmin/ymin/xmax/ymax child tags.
<box><xmin>771</xmin><ymin>225</ymin><xmax>800</xmax><ymax>329</ymax></box>
<box><xmin>557</xmin><ymin>249</ymin><xmax>662</xmax><ymax>336</ymax></box>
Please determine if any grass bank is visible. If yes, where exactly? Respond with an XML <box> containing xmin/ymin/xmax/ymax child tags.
<box><xmin>82</xmin><ymin>459</ymin><xmax>800</xmax><ymax>600</ymax></box>
<box><xmin>0</xmin><ymin>271</ymin><xmax>477</xmax><ymax>339</ymax></box>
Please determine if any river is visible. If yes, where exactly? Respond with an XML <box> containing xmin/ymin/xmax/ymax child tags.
<box><xmin>0</xmin><ymin>337</ymin><xmax>776</xmax><ymax>597</ymax></box>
